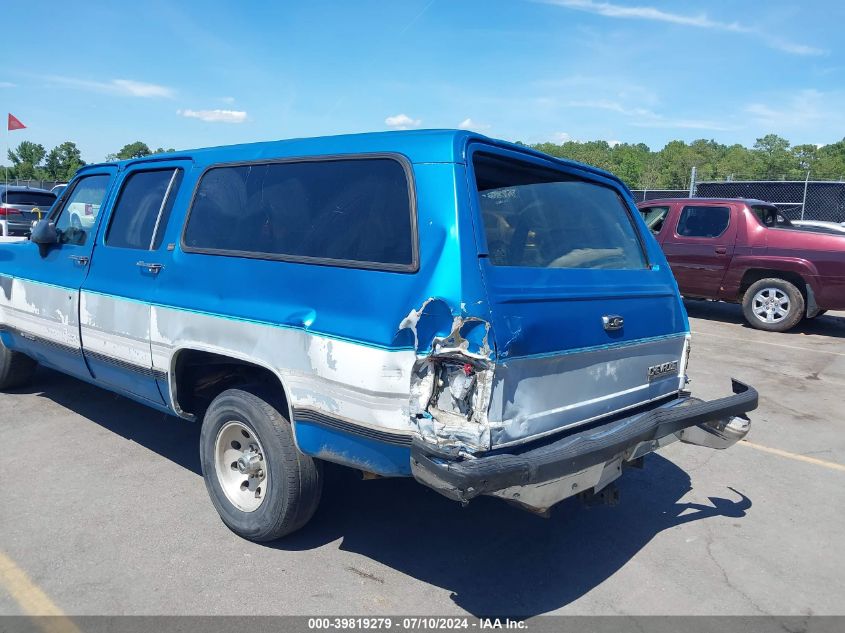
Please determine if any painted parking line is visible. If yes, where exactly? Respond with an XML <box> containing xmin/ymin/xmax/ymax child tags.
<box><xmin>740</xmin><ymin>440</ymin><xmax>845</xmax><ymax>472</ymax></box>
<box><xmin>0</xmin><ymin>549</ymin><xmax>81</xmax><ymax>633</ymax></box>
<box><xmin>690</xmin><ymin>330</ymin><xmax>845</xmax><ymax>357</ymax></box>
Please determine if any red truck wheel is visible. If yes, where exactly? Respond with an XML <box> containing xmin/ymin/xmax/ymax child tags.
<box><xmin>741</xmin><ymin>278</ymin><xmax>805</xmax><ymax>332</ymax></box>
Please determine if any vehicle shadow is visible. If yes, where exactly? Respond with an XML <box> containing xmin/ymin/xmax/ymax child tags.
<box><xmin>21</xmin><ymin>367</ymin><xmax>203</xmax><ymax>475</ymax></box>
<box><xmin>21</xmin><ymin>367</ymin><xmax>752</xmax><ymax>617</ymax></box>
<box><xmin>274</xmin><ymin>463</ymin><xmax>750</xmax><ymax>616</ymax></box>
<box><xmin>683</xmin><ymin>299</ymin><xmax>845</xmax><ymax>338</ymax></box>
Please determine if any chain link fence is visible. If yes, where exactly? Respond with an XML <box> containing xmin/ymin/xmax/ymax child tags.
<box><xmin>629</xmin><ymin>189</ymin><xmax>689</xmax><ymax>203</ymax></box>
<box><xmin>631</xmin><ymin>173</ymin><xmax>845</xmax><ymax>224</ymax></box>
<box><xmin>1</xmin><ymin>178</ymin><xmax>65</xmax><ymax>191</ymax></box>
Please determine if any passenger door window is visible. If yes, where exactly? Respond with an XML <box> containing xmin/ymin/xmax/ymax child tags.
<box><xmin>676</xmin><ymin>206</ymin><xmax>730</xmax><ymax>238</ymax></box>
<box><xmin>106</xmin><ymin>169</ymin><xmax>183</xmax><ymax>250</ymax></box>
<box><xmin>50</xmin><ymin>174</ymin><xmax>112</xmax><ymax>245</ymax></box>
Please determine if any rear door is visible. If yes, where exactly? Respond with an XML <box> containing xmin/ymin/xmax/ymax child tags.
<box><xmin>468</xmin><ymin>146</ymin><xmax>689</xmax><ymax>449</ymax></box>
<box><xmin>661</xmin><ymin>203</ymin><xmax>737</xmax><ymax>298</ymax></box>
<box><xmin>80</xmin><ymin>161</ymin><xmax>188</xmax><ymax>404</ymax></box>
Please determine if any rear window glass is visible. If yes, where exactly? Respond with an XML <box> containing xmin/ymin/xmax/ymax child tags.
<box><xmin>3</xmin><ymin>191</ymin><xmax>56</xmax><ymax>206</ymax></box>
<box><xmin>183</xmin><ymin>158</ymin><xmax>414</xmax><ymax>269</ymax></box>
<box><xmin>474</xmin><ymin>153</ymin><xmax>647</xmax><ymax>269</ymax></box>
<box><xmin>750</xmin><ymin>205</ymin><xmax>790</xmax><ymax>228</ymax></box>
<box><xmin>677</xmin><ymin>206</ymin><xmax>730</xmax><ymax>237</ymax></box>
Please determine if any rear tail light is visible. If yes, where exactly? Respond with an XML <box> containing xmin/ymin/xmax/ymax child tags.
<box><xmin>84</xmin><ymin>204</ymin><xmax>93</xmax><ymax>216</ymax></box>
<box><xmin>0</xmin><ymin>207</ymin><xmax>21</xmax><ymax>217</ymax></box>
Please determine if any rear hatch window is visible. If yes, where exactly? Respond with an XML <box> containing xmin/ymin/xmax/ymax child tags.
<box><xmin>2</xmin><ymin>191</ymin><xmax>56</xmax><ymax>207</ymax></box>
<box><xmin>471</xmin><ymin>150</ymin><xmax>687</xmax><ymax>448</ymax></box>
<box><xmin>476</xmin><ymin>153</ymin><xmax>647</xmax><ymax>269</ymax></box>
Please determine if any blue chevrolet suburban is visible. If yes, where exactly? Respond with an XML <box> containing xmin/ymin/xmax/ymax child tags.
<box><xmin>0</xmin><ymin>130</ymin><xmax>757</xmax><ymax>541</ymax></box>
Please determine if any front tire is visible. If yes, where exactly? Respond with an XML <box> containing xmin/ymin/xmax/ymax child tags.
<box><xmin>741</xmin><ymin>278</ymin><xmax>805</xmax><ymax>332</ymax></box>
<box><xmin>0</xmin><ymin>340</ymin><xmax>37</xmax><ymax>390</ymax></box>
<box><xmin>200</xmin><ymin>386</ymin><xmax>322</xmax><ymax>541</ymax></box>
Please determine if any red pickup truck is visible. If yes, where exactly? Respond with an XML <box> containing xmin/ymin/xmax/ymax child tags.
<box><xmin>637</xmin><ymin>198</ymin><xmax>845</xmax><ymax>332</ymax></box>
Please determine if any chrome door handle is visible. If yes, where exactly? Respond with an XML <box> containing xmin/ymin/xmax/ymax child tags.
<box><xmin>715</xmin><ymin>247</ymin><xmax>727</xmax><ymax>254</ymax></box>
<box><xmin>69</xmin><ymin>255</ymin><xmax>89</xmax><ymax>266</ymax></box>
<box><xmin>136</xmin><ymin>261</ymin><xmax>164</xmax><ymax>274</ymax></box>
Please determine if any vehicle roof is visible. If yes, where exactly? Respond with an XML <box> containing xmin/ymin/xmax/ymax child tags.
<box><xmin>78</xmin><ymin>129</ymin><xmax>624</xmax><ymax>186</ymax></box>
<box><xmin>638</xmin><ymin>197</ymin><xmax>775</xmax><ymax>207</ymax></box>
<box><xmin>0</xmin><ymin>185</ymin><xmax>56</xmax><ymax>194</ymax></box>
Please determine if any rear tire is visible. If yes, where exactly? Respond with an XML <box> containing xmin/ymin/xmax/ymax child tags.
<box><xmin>200</xmin><ymin>385</ymin><xmax>322</xmax><ymax>541</ymax></box>
<box><xmin>741</xmin><ymin>278</ymin><xmax>804</xmax><ymax>332</ymax></box>
<box><xmin>0</xmin><ymin>340</ymin><xmax>37</xmax><ymax>390</ymax></box>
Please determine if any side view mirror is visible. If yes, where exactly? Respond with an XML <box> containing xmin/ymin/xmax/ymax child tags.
<box><xmin>30</xmin><ymin>219</ymin><xmax>59</xmax><ymax>256</ymax></box>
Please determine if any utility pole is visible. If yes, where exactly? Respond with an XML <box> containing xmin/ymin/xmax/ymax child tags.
<box><xmin>688</xmin><ymin>165</ymin><xmax>697</xmax><ymax>198</ymax></box>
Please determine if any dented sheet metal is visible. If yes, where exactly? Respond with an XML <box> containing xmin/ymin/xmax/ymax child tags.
<box><xmin>400</xmin><ymin>297</ymin><xmax>496</xmax><ymax>453</ymax></box>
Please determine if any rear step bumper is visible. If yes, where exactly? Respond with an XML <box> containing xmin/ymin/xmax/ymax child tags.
<box><xmin>411</xmin><ymin>379</ymin><xmax>757</xmax><ymax>505</ymax></box>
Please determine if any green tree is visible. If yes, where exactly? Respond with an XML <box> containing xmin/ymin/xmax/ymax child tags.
<box><xmin>153</xmin><ymin>147</ymin><xmax>176</xmax><ymax>154</ymax></box>
<box><xmin>7</xmin><ymin>141</ymin><xmax>46</xmax><ymax>180</ymax></box>
<box><xmin>752</xmin><ymin>134</ymin><xmax>793</xmax><ymax>178</ymax></box>
<box><xmin>44</xmin><ymin>142</ymin><xmax>86</xmax><ymax>181</ymax></box>
<box><xmin>114</xmin><ymin>141</ymin><xmax>152</xmax><ymax>160</ymax></box>
<box><xmin>791</xmin><ymin>144</ymin><xmax>818</xmax><ymax>172</ymax></box>
<box><xmin>813</xmin><ymin>140</ymin><xmax>845</xmax><ymax>178</ymax></box>
<box><xmin>655</xmin><ymin>140</ymin><xmax>695</xmax><ymax>188</ymax></box>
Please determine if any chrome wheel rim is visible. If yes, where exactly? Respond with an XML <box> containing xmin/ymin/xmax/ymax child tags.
<box><xmin>214</xmin><ymin>421</ymin><xmax>269</xmax><ymax>512</ymax></box>
<box><xmin>752</xmin><ymin>287</ymin><xmax>790</xmax><ymax>324</ymax></box>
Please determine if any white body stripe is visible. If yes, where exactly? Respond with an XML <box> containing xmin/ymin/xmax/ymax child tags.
<box><xmin>80</xmin><ymin>292</ymin><xmax>153</xmax><ymax>368</ymax></box>
<box><xmin>149</xmin><ymin>303</ymin><xmax>417</xmax><ymax>432</ymax></box>
<box><xmin>0</xmin><ymin>278</ymin><xmax>79</xmax><ymax>348</ymax></box>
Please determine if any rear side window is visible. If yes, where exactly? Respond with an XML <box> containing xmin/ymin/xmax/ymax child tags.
<box><xmin>639</xmin><ymin>205</ymin><xmax>670</xmax><ymax>234</ymax></box>
<box><xmin>474</xmin><ymin>153</ymin><xmax>647</xmax><ymax>269</ymax></box>
<box><xmin>183</xmin><ymin>157</ymin><xmax>415</xmax><ymax>270</ymax></box>
<box><xmin>106</xmin><ymin>169</ymin><xmax>183</xmax><ymax>250</ymax></box>
<box><xmin>677</xmin><ymin>206</ymin><xmax>730</xmax><ymax>238</ymax></box>
<box><xmin>2</xmin><ymin>191</ymin><xmax>56</xmax><ymax>206</ymax></box>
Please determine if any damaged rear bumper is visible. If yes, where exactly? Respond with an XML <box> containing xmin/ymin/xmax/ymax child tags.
<box><xmin>410</xmin><ymin>379</ymin><xmax>757</xmax><ymax>509</ymax></box>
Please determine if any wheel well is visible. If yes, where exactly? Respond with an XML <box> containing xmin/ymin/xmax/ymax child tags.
<box><xmin>739</xmin><ymin>269</ymin><xmax>807</xmax><ymax>298</ymax></box>
<box><xmin>172</xmin><ymin>350</ymin><xmax>290</xmax><ymax>420</ymax></box>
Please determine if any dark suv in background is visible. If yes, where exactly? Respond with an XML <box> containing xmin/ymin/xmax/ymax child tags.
<box><xmin>0</xmin><ymin>186</ymin><xmax>57</xmax><ymax>237</ymax></box>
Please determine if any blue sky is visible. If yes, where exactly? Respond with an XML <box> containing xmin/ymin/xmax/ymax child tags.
<box><xmin>2</xmin><ymin>0</ymin><xmax>843</xmax><ymax>162</ymax></box>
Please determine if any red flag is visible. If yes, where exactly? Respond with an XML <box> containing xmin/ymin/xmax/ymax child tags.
<box><xmin>7</xmin><ymin>113</ymin><xmax>26</xmax><ymax>131</ymax></box>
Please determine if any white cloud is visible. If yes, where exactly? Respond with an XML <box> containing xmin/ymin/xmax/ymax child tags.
<box><xmin>744</xmin><ymin>89</ymin><xmax>829</xmax><ymax>129</ymax></box>
<box><xmin>541</xmin><ymin>0</ymin><xmax>747</xmax><ymax>30</ymax></box>
<box><xmin>385</xmin><ymin>113</ymin><xmax>421</xmax><ymax>129</ymax></box>
<box><xmin>551</xmin><ymin>132</ymin><xmax>571</xmax><ymax>142</ymax></box>
<box><xmin>565</xmin><ymin>99</ymin><xmax>733</xmax><ymax>131</ymax></box>
<box><xmin>458</xmin><ymin>118</ymin><xmax>491</xmax><ymax>131</ymax></box>
<box><xmin>770</xmin><ymin>40</ymin><xmax>825</xmax><ymax>56</ymax></box>
<box><xmin>112</xmin><ymin>79</ymin><xmax>174</xmax><ymax>98</ymax></box>
<box><xmin>537</xmin><ymin>0</ymin><xmax>823</xmax><ymax>56</ymax></box>
<box><xmin>0</xmin><ymin>81</ymin><xmax>15</xmax><ymax>88</ymax></box>
<box><xmin>178</xmin><ymin>109</ymin><xmax>248</xmax><ymax>123</ymax></box>
<box><xmin>47</xmin><ymin>76</ymin><xmax>175</xmax><ymax>98</ymax></box>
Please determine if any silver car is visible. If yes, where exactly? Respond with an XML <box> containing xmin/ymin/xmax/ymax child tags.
<box><xmin>0</xmin><ymin>186</ymin><xmax>57</xmax><ymax>236</ymax></box>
